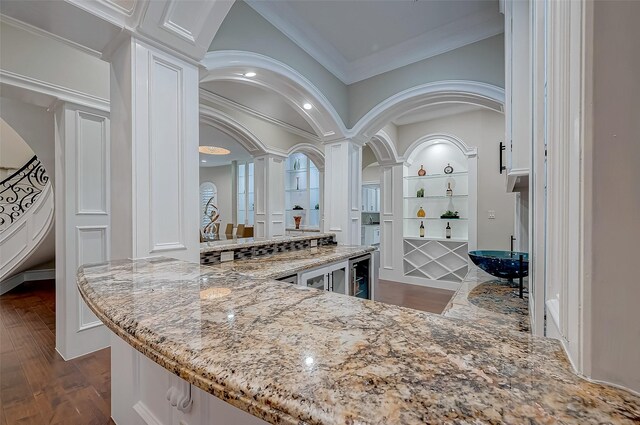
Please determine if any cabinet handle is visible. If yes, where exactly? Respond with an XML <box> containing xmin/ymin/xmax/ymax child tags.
<box><xmin>499</xmin><ymin>142</ymin><xmax>506</xmax><ymax>174</ymax></box>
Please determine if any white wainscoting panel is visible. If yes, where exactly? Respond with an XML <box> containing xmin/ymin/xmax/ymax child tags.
<box><xmin>55</xmin><ymin>102</ymin><xmax>111</xmax><ymax>360</ymax></box>
<box><xmin>76</xmin><ymin>111</ymin><xmax>108</xmax><ymax>215</ymax></box>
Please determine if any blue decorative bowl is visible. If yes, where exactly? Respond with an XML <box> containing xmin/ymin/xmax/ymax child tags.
<box><xmin>468</xmin><ymin>250</ymin><xmax>529</xmax><ymax>280</ymax></box>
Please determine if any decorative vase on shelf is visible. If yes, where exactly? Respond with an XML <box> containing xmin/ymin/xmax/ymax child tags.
<box><xmin>293</xmin><ymin>216</ymin><xmax>302</xmax><ymax>229</ymax></box>
<box><xmin>417</xmin><ymin>207</ymin><xmax>426</xmax><ymax>218</ymax></box>
<box><xmin>418</xmin><ymin>165</ymin><xmax>426</xmax><ymax>176</ymax></box>
<box><xmin>444</xmin><ymin>163</ymin><xmax>454</xmax><ymax>174</ymax></box>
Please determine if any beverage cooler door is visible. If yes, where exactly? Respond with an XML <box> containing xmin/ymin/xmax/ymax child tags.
<box><xmin>349</xmin><ymin>254</ymin><xmax>372</xmax><ymax>300</ymax></box>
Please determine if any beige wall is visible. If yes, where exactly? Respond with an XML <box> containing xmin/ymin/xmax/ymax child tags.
<box><xmin>0</xmin><ymin>118</ymin><xmax>34</xmax><ymax>179</ymax></box>
<box><xmin>588</xmin><ymin>0</ymin><xmax>640</xmax><ymax>392</ymax></box>
<box><xmin>397</xmin><ymin>109</ymin><xmax>515</xmax><ymax>250</ymax></box>
<box><xmin>200</xmin><ymin>165</ymin><xmax>233</xmax><ymax>226</ymax></box>
<box><xmin>0</xmin><ymin>97</ymin><xmax>55</xmax><ymax>183</ymax></box>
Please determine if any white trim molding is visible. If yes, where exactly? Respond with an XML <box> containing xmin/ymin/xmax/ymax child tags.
<box><xmin>352</xmin><ymin>80</ymin><xmax>505</xmax><ymax>139</ymax></box>
<box><xmin>403</xmin><ymin>133</ymin><xmax>478</xmax><ymax>163</ymax></box>
<box><xmin>0</xmin><ymin>70</ymin><xmax>110</xmax><ymax>112</ymax></box>
<box><xmin>201</xmin><ymin>50</ymin><xmax>348</xmax><ymax>141</ymax></box>
<box><xmin>368</xmin><ymin>129</ymin><xmax>402</xmax><ymax>166</ymax></box>
<box><xmin>287</xmin><ymin>142</ymin><xmax>325</xmax><ymax>171</ymax></box>
<box><xmin>0</xmin><ymin>268</ymin><xmax>56</xmax><ymax>296</ymax></box>
<box><xmin>199</xmin><ymin>88</ymin><xmax>321</xmax><ymax>143</ymax></box>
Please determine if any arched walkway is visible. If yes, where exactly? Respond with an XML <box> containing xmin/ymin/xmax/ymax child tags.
<box><xmin>201</xmin><ymin>50</ymin><xmax>348</xmax><ymax>141</ymax></box>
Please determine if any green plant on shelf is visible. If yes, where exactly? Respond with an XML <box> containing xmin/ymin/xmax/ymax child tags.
<box><xmin>440</xmin><ymin>210</ymin><xmax>460</xmax><ymax>219</ymax></box>
<box><xmin>416</xmin><ymin>188</ymin><xmax>424</xmax><ymax>197</ymax></box>
<box><xmin>314</xmin><ymin>204</ymin><xmax>319</xmax><ymax>210</ymax></box>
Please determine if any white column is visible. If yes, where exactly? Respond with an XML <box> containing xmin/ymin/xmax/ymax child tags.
<box><xmin>379</xmin><ymin>163</ymin><xmax>403</xmax><ymax>281</ymax></box>
<box><xmin>253</xmin><ymin>154</ymin><xmax>285</xmax><ymax>239</ymax></box>
<box><xmin>323</xmin><ymin>139</ymin><xmax>362</xmax><ymax>245</ymax></box>
<box><xmin>55</xmin><ymin>102</ymin><xmax>111</xmax><ymax>359</ymax></box>
<box><xmin>109</xmin><ymin>36</ymin><xmax>199</xmax><ymax>262</ymax></box>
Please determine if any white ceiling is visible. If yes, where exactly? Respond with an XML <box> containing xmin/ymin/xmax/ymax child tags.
<box><xmin>247</xmin><ymin>0</ymin><xmax>503</xmax><ymax>84</ymax></box>
<box><xmin>199</xmin><ymin>124</ymin><xmax>252</xmax><ymax>167</ymax></box>
<box><xmin>392</xmin><ymin>103</ymin><xmax>484</xmax><ymax>126</ymax></box>
<box><xmin>200</xmin><ymin>81</ymin><xmax>316</xmax><ymax>134</ymax></box>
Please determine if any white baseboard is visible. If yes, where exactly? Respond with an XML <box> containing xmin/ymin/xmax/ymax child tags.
<box><xmin>0</xmin><ymin>268</ymin><xmax>55</xmax><ymax>296</ymax></box>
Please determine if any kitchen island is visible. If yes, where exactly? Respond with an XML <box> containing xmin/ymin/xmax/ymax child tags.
<box><xmin>78</xmin><ymin>256</ymin><xmax>639</xmax><ymax>425</ymax></box>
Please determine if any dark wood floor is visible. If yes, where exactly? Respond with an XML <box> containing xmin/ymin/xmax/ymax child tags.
<box><xmin>0</xmin><ymin>280</ymin><xmax>113</xmax><ymax>425</ymax></box>
<box><xmin>0</xmin><ymin>278</ymin><xmax>452</xmax><ymax>424</ymax></box>
<box><xmin>376</xmin><ymin>279</ymin><xmax>454</xmax><ymax>314</ymax></box>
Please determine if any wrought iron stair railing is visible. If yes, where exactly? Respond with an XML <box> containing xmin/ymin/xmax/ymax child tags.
<box><xmin>0</xmin><ymin>156</ymin><xmax>50</xmax><ymax>232</ymax></box>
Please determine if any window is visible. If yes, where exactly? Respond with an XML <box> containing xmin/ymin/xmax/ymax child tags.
<box><xmin>237</xmin><ymin>161</ymin><xmax>254</xmax><ymax>225</ymax></box>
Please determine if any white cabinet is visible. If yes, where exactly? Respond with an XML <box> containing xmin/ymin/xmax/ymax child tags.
<box><xmin>362</xmin><ymin>185</ymin><xmax>380</xmax><ymax>212</ymax></box>
<box><xmin>504</xmin><ymin>0</ymin><xmax>531</xmax><ymax>192</ymax></box>
<box><xmin>362</xmin><ymin>225</ymin><xmax>380</xmax><ymax>246</ymax></box>
<box><xmin>299</xmin><ymin>261</ymin><xmax>348</xmax><ymax>295</ymax></box>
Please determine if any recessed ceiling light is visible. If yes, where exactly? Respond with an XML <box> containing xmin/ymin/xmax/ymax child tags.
<box><xmin>199</xmin><ymin>146</ymin><xmax>231</xmax><ymax>155</ymax></box>
<box><xmin>244</xmin><ymin>72</ymin><xmax>256</xmax><ymax>77</ymax></box>
<box><xmin>201</xmin><ymin>160</ymin><xmax>206</xmax><ymax>163</ymax></box>
<box><xmin>303</xmin><ymin>103</ymin><xmax>313</xmax><ymax>110</ymax></box>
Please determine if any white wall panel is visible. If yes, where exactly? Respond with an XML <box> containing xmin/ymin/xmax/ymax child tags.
<box><xmin>76</xmin><ymin>111</ymin><xmax>108</xmax><ymax>214</ymax></box>
<box><xmin>55</xmin><ymin>102</ymin><xmax>110</xmax><ymax>360</ymax></box>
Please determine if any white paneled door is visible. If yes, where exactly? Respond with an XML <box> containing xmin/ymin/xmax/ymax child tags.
<box><xmin>55</xmin><ymin>103</ymin><xmax>111</xmax><ymax>359</ymax></box>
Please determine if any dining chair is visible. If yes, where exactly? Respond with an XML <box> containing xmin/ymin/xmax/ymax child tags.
<box><xmin>236</xmin><ymin>224</ymin><xmax>245</xmax><ymax>238</ymax></box>
<box><xmin>243</xmin><ymin>226</ymin><xmax>254</xmax><ymax>237</ymax></box>
<box><xmin>224</xmin><ymin>223</ymin><xmax>233</xmax><ymax>238</ymax></box>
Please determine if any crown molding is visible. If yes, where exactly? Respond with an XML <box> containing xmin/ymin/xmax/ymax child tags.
<box><xmin>245</xmin><ymin>1</ymin><xmax>503</xmax><ymax>85</ymax></box>
<box><xmin>199</xmin><ymin>88</ymin><xmax>321</xmax><ymax>143</ymax></box>
<box><xmin>0</xmin><ymin>70</ymin><xmax>110</xmax><ymax>113</ymax></box>
<box><xmin>0</xmin><ymin>14</ymin><xmax>102</xmax><ymax>58</ymax></box>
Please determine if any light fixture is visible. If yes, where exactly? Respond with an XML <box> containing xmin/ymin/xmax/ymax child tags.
<box><xmin>244</xmin><ymin>71</ymin><xmax>256</xmax><ymax>77</ymax></box>
<box><xmin>199</xmin><ymin>146</ymin><xmax>231</xmax><ymax>155</ymax></box>
<box><xmin>303</xmin><ymin>103</ymin><xmax>313</xmax><ymax>110</ymax></box>
<box><xmin>201</xmin><ymin>160</ymin><xmax>207</xmax><ymax>163</ymax></box>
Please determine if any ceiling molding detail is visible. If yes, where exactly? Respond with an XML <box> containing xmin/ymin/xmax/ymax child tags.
<box><xmin>287</xmin><ymin>142</ymin><xmax>325</xmax><ymax>171</ymax></box>
<box><xmin>352</xmin><ymin>80</ymin><xmax>505</xmax><ymax>139</ymax></box>
<box><xmin>0</xmin><ymin>70</ymin><xmax>110</xmax><ymax>113</ymax></box>
<box><xmin>199</xmin><ymin>105</ymin><xmax>288</xmax><ymax>158</ymax></box>
<box><xmin>199</xmin><ymin>89</ymin><xmax>321</xmax><ymax>143</ymax></box>
<box><xmin>201</xmin><ymin>50</ymin><xmax>348</xmax><ymax>141</ymax></box>
<box><xmin>246</xmin><ymin>0</ymin><xmax>504</xmax><ymax>84</ymax></box>
<box><xmin>368</xmin><ymin>130</ymin><xmax>401</xmax><ymax>166</ymax></box>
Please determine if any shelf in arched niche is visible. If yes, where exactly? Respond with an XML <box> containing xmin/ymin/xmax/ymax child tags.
<box><xmin>401</xmin><ymin>137</ymin><xmax>477</xmax><ymax>284</ymax></box>
<box><xmin>284</xmin><ymin>152</ymin><xmax>321</xmax><ymax>230</ymax></box>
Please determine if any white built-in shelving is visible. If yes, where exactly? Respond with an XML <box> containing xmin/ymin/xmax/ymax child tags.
<box><xmin>285</xmin><ymin>153</ymin><xmax>320</xmax><ymax>229</ymax></box>
<box><xmin>401</xmin><ymin>140</ymin><xmax>474</xmax><ymax>283</ymax></box>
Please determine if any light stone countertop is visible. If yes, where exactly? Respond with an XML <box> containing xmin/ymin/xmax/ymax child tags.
<box><xmin>200</xmin><ymin>232</ymin><xmax>335</xmax><ymax>254</ymax></box>
<box><xmin>212</xmin><ymin>245</ymin><xmax>374</xmax><ymax>279</ymax></box>
<box><xmin>78</xmin><ymin>256</ymin><xmax>640</xmax><ymax>425</ymax></box>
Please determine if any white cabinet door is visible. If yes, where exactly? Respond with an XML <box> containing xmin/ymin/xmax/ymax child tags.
<box><xmin>299</xmin><ymin>266</ymin><xmax>328</xmax><ymax>291</ymax></box>
<box><xmin>373</xmin><ymin>226</ymin><xmax>380</xmax><ymax>245</ymax></box>
<box><xmin>298</xmin><ymin>260</ymin><xmax>348</xmax><ymax>294</ymax></box>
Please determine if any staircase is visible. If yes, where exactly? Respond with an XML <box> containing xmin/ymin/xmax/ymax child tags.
<box><xmin>0</xmin><ymin>156</ymin><xmax>54</xmax><ymax>293</ymax></box>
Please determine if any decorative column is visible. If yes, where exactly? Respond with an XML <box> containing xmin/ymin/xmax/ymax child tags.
<box><xmin>54</xmin><ymin>102</ymin><xmax>111</xmax><ymax>359</ymax></box>
<box><xmin>323</xmin><ymin>139</ymin><xmax>362</xmax><ymax>245</ymax></box>
<box><xmin>109</xmin><ymin>36</ymin><xmax>199</xmax><ymax>262</ymax></box>
<box><xmin>379</xmin><ymin>163</ymin><xmax>404</xmax><ymax>281</ymax></box>
<box><xmin>253</xmin><ymin>153</ymin><xmax>286</xmax><ymax>239</ymax></box>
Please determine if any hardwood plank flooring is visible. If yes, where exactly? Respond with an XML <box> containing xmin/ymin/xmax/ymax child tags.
<box><xmin>0</xmin><ymin>278</ymin><xmax>453</xmax><ymax>424</ymax></box>
<box><xmin>376</xmin><ymin>279</ymin><xmax>454</xmax><ymax>314</ymax></box>
<box><xmin>0</xmin><ymin>280</ymin><xmax>113</xmax><ymax>425</ymax></box>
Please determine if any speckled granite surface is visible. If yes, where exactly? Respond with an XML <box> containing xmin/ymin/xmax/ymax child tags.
<box><xmin>214</xmin><ymin>245</ymin><xmax>374</xmax><ymax>279</ymax></box>
<box><xmin>77</xmin><ymin>256</ymin><xmax>640</xmax><ymax>424</ymax></box>
<box><xmin>443</xmin><ymin>267</ymin><xmax>531</xmax><ymax>332</ymax></box>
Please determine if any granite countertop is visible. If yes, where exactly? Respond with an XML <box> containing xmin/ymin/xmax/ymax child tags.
<box><xmin>78</xmin><ymin>256</ymin><xmax>640</xmax><ymax>425</ymax></box>
<box><xmin>214</xmin><ymin>245</ymin><xmax>374</xmax><ymax>279</ymax></box>
<box><xmin>443</xmin><ymin>267</ymin><xmax>531</xmax><ymax>333</ymax></box>
<box><xmin>200</xmin><ymin>232</ymin><xmax>335</xmax><ymax>254</ymax></box>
